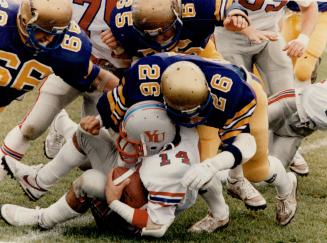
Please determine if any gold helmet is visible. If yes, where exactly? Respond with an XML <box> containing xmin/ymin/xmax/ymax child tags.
<box><xmin>161</xmin><ymin>61</ymin><xmax>212</xmax><ymax>127</ymax></box>
<box><xmin>132</xmin><ymin>0</ymin><xmax>183</xmax><ymax>50</ymax></box>
<box><xmin>17</xmin><ymin>0</ymin><xmax>72</xmax><ymax>51</ymax></box>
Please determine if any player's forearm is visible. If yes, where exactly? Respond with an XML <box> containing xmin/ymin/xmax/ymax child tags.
<box><xmin>93</xmin><ymin>68</ymin><xmax>120</xmax><ymax>92</ymax></box>
<box><xmin>300</xmin><ymin>2</ymin><xmax>318</xmax><ymax>37</ymax></box>
<box><xmin>109</xmin><ymin>200</ymin><xmax>148</xmax><ymax>229</ymax></box>
<box><xmin>204</xmin><ymin>133</ymin><xmax>257</xmax><ymax>172</ymax></box>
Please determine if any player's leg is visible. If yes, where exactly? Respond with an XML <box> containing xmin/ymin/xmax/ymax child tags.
<box><xmin>2</xmin><ymin>126</ymin><xmax>117</xmax><ymax>201</ymax></box>
<box><xmin>294</xmin><ymin>12</ymin><xmax>327</xmax><ymax>83</ymax></box>
<box><xmin>281</xmin><ymin>11</ymin><xmax>301</xmax><ymax>65</ymax></box>
<box><xmin>0</xmin><ymin>169</ymin><xmax>106</xmax><ymax>228</ymax></box>
<box><xmin>215</xmin><ymin>27</ymin><xmax>258</xmax><ymax>71</ymax></box>
<box><xmin>188</xmin><ymin>175</ymin><xmax>229</xmax><ymax>233</ymax></box>
<box><xmin>1</xmin><ymin>74</ymin><xmax>80</xmax><ymax>160</ymax></box>
<box><xmin>264</xmin><ymin>156</ymin><xmax>297</xmax><ymax>225</ymax></box>
<box><xmin>44</xmin><ymin>109</ymin><xmax>77</xmax><ymax>159</ymax></box>
<box><xmin>289</xmin><ymin>148</ymin><xmax>309</xmax><ymax>176</ymax></box>
<box><xmin>268</xmin><ymin>90</ymin><xmax>311</xmax><ymax>175</ymax></box>
<box><xmin>227</xmin><ymin>78</ymin><xmax>268</xmax><ymax>210</ymax></box>
<box><xmin>255</xmin><ymin>38</ymin><xmax>295</xmax><ymax>95</ymax></box>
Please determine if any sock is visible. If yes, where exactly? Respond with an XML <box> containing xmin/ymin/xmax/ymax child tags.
<box><xmin>265</xmin><ymin>156</ymin><xmax>291</xmax><ymax>197</ymax></box>
<box><xmin>54</xmin><ymin>110</ymin><xmax>78</xmax><ymax>140</ymax></box>
<box><xmin>37</xmin><ymin>139</ymin><xmax>87</xmax><ymax>189</ymax></box>
<box><xmin>2</xmin><ymin>126</ymin><xmax>30</xmax><ymax>160</ymax></box>
<box><xmin>39</xmin><ymin>194</ymin><xmax>80</xmax><ymax>229</ymax></box>
<box><xmin>228</xmin><ymin>165</ymin><xmax>244</xmax><ymax>182</ymax></box>
<box><xmin>200</xmin><ymin>176</ymin><xmax>229</xmax><ymax>219</ymax></box>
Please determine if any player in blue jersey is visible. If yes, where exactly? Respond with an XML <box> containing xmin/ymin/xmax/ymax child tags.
<box><xmin>100</xmin><ymin>0</ymin><xmax>261</xmax><ymax>208</ymax></box>
<box><xmin>0</xmin><ymin>0</ymin><xmax>118</xmax><ymax>163</ymax></box>
<box><xmin>2</xmin><ymin>53</ymin><xmax>298</xmax><ymax>231</ymax></box>
<box><xmin>102</xmin><ymin>0</ymin><xmax>249</xmax><ymax>60</ymax></box>
<box><xmin>93</xmin><ymin>53</ymin><xmax>298</xmax><ymax>230</ymax></box>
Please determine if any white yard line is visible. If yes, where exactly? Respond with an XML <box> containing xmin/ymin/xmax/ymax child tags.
<box><xmin>4</xmin><ymin>215</ymin><xmax>93</xmax><ymax>243</ymax></box>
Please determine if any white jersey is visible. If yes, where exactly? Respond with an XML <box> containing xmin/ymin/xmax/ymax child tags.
<box><xmin>71</xmin><ymin>0</ymin><xmax>130</xmax><ymax>68</ymax></box>
<box><xmin>236</xmin><ymin>0</ymin><xmax>313</xmax><ymax>31</ymax></box>
<box><xmin>300</xmin><ymin>81</ymin><xmax>327</xmax><ymax>130</ymax></box>
<box><xmin>139</xmin><ymin>127</ymin><xmax>200</xmax><ymax>226</ymax></box>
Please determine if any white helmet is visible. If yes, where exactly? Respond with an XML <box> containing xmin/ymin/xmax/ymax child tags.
<box><xmin>301</xmin><ymin>81</ymin><xmax>327</xmax><ymax>130</ymax></box>
<box><xmin>116</xmin><ymin>100</ymin><xmax>176</xmax><ymax>164</ymax></box>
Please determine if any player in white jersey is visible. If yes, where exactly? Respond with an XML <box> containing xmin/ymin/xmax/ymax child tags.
<box><xmin>269</xmin><ymin>81</ymin><xmax>327</xmax><ymax>176</ymax></box>
<box><xmin>0</xmin><ymin>101</ymin><xmax>229</xmax><ymax>236</ymax></box>
<box><xmin>215</xmin><ymin>0</ymin><xmax>317</xmax><ymax>95</ymax></box>
<box><xmin>71</xmin><ymin>0</ymin><xmax>130</xmax><ymax>70</ymax></box>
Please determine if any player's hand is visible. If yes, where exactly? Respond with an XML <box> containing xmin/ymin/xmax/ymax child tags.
<box><xmin>79</xmin><ymin>116</ymin><xmax>101</xmax><ymax>135</ymax></box>
<box><xmin>101</xmin><ymin>28</ymin><xmax>118</xmax><ymax>49</ymax></box>
<box><xmin>182</xmin><ymin>162</ymin><xmax>216</xmax><ymax>190</ymax></box>
<box><xmin>106</xmin><ymin>169</ymin><xmax>130</xmax><ymax>204</ymax></box>
<box><xmin>283</xmin><ymin>35</ymin><xmax>309</xmax><ymax>58</ymax></box>
<box><xmin>241</xmin><ymin>27</ymin><xmax>278</xmax><ymax>44</ymax></box>
<box><xmin>223</xmin><ymin>10</ymin><xmax>249</xmax><ymax>32</ymax></box>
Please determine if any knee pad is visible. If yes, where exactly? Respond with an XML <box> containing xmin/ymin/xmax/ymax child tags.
<box><xmin>294</xmin><ymin>53</ymin><xmax>318</xmax><ymax>81</ymax></box>
<box><xmin>73</xmin><ymin>169</ymin><xmax>106</xmax><ymax>200</ymax></box>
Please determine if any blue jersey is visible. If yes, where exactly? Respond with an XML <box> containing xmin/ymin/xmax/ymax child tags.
<box><xmin>0</xmin><ymin>1</ymin><xmax>100</xmax><ymax>107</ymax></box>
<box><xmin>287</xmin><ymin>1</ymin><xmax>327</xmax><ymax>12</ymax></box>
<box><xmin>109</xmin><ymin>0</ymin><xmax>239</xmax><ymax>57</ymax></box>
<box><xmin>97</xmin><ymin>53</ymin><xmax>256</xmax><ymax>143</ymax></box>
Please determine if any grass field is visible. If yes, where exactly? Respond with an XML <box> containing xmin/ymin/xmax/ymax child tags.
<box><xmin>0</xmin><ymin>53</ymin><xmax>327</xmax><ymax>242</ymax></box>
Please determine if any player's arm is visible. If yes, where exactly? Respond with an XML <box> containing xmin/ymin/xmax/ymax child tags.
<box><xmin>182</xmin><ymin>99</ymin><xmax>257</xmax><ymax>190</ymax></box>
<box><xmin>283</xmin><ymin>1</ymin><xmax>318</xmax><ymax>58</ymax></box>
<box><xmin>105</xmin><ymin>170</ymin><xmax>171</xmax><ymax>238</ymax></box>
<box><xmin>215</xmin><ymin>0</ymin><xmax>250</xmax><ymax>31</ymax></box>
<box><xmin>239</xmin><ymin>26</ymin><xmax>279</xmax><ymax>44</ymax></box>
<box><xmin>100</xmin><ymin>28</ymin><xmax>128</xmax><ymax>58</ymax></box>
<box><xmin>88</xmin><ymin>61</ymin><xmax>120</xmax><ymax>92</ymax></box>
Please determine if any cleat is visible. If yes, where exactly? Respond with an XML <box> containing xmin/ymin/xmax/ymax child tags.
<box><xmin>0</xmin><ymin>204</ymin><xmax>41</xmax><ymax>226</ymax></box>
<box><xmin>276</xmin><ymin>172</ymin><xmax>297</xmax><ymax>226</ymax></box>
<box><xmin>188</xmin><ymin>211</ymin><xmax>229</xmax><ymax>233</ymax></box>
<box><xmin>44</xmin><ymin>110</ymin><xmax>66</xmax><ymax>159</ymax></box>
<box><xmin>1</xmin><ymin>156</ymin><xmax>46</xmax><ymax>201</ymax></box>
<box><xmin>227</xmin><ymin>177</ymin><xmax>266</xmax><ymax>210</ymax></box>
<box><xmin>290</xmin><ymin>150</ymin><xmax>309</xmax><ymax>176</ymax></box>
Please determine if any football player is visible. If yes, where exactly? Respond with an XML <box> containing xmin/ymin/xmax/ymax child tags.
<box><xmin>104</xmin><ymin>0</ymin><xmax>251</xmax><ymax>170</ymax></box>
<box><xmin>0</xmin><ymin>0</ymin><xmax>119</xmax><ymax>163</ymax></box>
<box><xmin>269</xmin><ymin>81</ymin><xmax>327</xmax><ymax>176</ymax></box>
<box><xmin>44</xmin><ymin>0</ymin><xmax>133</xmax><ymax>159</ymax></box>
<box><xmin>215</xmin><ymin>0</ymin><xmax>318</xmax><ymax>95</ymax></box>
<box><xmin>47</xmin><ymin>0</ymin><xmax>251</xmax><ymax>194</ymax></box>
<box><xmin>103</xmin><ymin>0</ymin><xmax>249</xmax><ymax>59</ymax></box>
<box><xmin>0</xmin><ymin>101</ymin><xmax>229</xmax><ymax>236</ymax></box>
<box><xmin>94</xmin><ymin>53</ymin><xmax>298</xmax><ymax>229</ymax></box>
<box><xmin>2</xmin><ymin>53</ymin><xmax>298</xmax><ymax>231</ymax></box>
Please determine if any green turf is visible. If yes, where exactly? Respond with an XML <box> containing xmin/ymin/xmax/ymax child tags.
<box><xmin>0</xmin><ymin>53</ymin><xmax>327</xmax><ymax>242</ymax></box>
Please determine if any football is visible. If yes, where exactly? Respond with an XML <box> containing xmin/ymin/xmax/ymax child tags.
<box><xmin>112</xmin><ymin>167</ymin><xmax>148</xmax><ymax>209</ymax></box>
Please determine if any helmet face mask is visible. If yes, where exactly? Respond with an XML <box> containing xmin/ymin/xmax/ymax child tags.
<box><xmin>164</xmin><ymin>94</ymin><xmax>213</xmax><ymax>127</ymax></box>
<box><xmin>116</xmin><ymin>101</ymin><xmax>176</xmax><ymax>164</ymax></box>
<box><xmin>116</xmin><ymin>125</ymin><xmax>145</xmax><ymax>164</ymax></box>
<box><xmin>18</xmin><ymin>0</ymin><xmax>72</xmax><ymax>52</ymax></box>
<box><xmin>25</xmin><ymin>23</ymin><xmax>70</xmax><ymax>52</ymax></box>
<box><xmin>132</xmin><ymin>0</ymin><xmax>183</xmax><ymax>51</ymax></box>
